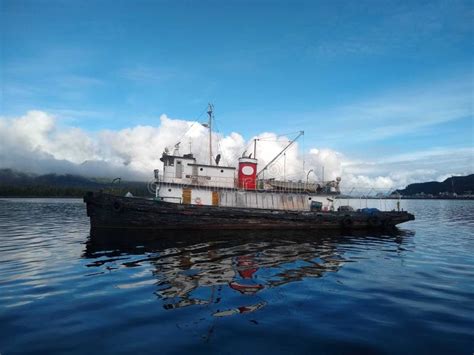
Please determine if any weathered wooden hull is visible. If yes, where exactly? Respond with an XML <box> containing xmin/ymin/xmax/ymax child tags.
<box><xmin>84</xmin><ymin>192</ymin><xmax>415</xmax><ymax>231</ymax></box>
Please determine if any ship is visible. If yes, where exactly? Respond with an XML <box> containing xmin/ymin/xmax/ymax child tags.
<box><xmin>84</xmin><ymin>104</ymin><xmax>414</xmax><ymax>231</ymax></box>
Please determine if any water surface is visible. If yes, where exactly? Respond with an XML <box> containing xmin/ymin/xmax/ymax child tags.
<box><xmin>0</xmin><ymin>198</ymin><xmax>473</xmax><ymax>354</ymax></box>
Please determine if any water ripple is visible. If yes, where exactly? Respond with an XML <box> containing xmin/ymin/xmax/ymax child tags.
<box><xmin>0</xmin><ymin>198</ymin><xmax>473</xmax><ymax>354</ymax></box>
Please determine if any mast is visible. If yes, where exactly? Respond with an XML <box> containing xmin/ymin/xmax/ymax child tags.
<box><xmin>207</xmin><ymin>103</ymin><xmax>213</xmax><ymax>165</ymax></box>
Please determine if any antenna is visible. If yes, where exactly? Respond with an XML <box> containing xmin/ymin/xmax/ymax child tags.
<box><xmin>207</xmin><ymin>103</ymin><xmax>213</xmax><ymax>165</ymax></box>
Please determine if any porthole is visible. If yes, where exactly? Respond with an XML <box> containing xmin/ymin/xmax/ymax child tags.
<box><xmin>200</xmin><ymin>168</ymin><xmax>203</xmax><ymax>171</ymax></box>
<box><xmin>220</xmin><ymin>169</ymin><xmax>224</xmax><ymax>173</ymax></box>
<box><xmin>168</xmin><ymin>189</ymin><xmax>172</xmax><ymax>192</ymax></box>
<box><xmin>308</xmin><ymin>197</ymin><xmax>312</xmax><ymax>200</ymax></box>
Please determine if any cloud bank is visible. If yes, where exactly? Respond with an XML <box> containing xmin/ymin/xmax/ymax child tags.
<box><xmin>0</xmin><ymin>110</ymin><xmax>472</xmax><ymax>193</ymax></box>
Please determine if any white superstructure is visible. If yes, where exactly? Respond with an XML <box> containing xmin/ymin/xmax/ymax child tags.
<box><xmin>155</xmin><ymin>151</ymin><xmax>341</xmax><ymax>211</ymax></box>
<box><xmin>154</xmin><ymin>104</ymin><xmax>341</xmax><ymax>211</ymax></box>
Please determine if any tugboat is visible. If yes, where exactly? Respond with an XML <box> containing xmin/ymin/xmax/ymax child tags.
<box><xmin>84</xmin><ymin>105</ymin><xmax>414</xmax><ymax>231</ymax></box>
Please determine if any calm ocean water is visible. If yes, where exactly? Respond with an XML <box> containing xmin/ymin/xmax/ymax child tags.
<box><xmin>0</xmin><ymin>198</ymin><xmax>473</xmax><ymax>354</ymax></box>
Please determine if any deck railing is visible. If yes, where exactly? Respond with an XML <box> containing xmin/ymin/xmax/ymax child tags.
<box><xmin>153</xmin><ymin>172</ymin><xmax>346</xmax><ymax>195</ymax></box>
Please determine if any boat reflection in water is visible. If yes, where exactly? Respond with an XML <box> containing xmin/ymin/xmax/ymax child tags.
<box><xmin>84</xmin><ymin>229</ymin><xmax>412</xmax><ymax>317</ymax></box>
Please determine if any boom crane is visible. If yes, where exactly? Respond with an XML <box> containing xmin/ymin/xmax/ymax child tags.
<box><xmin>256</xmin><ymin>130</ymin><xmax>304</xmax><ymax>177</ymax></box>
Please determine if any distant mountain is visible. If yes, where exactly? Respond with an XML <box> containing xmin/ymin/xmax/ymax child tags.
<box><xmin>0</xmin><ymin>169</ymin><xmax>151</xmax><ymax>197</ymax></box>
<box><xmin>393</xmin><ymin>174</ymin><xmax>474</xmax><ymax>196</ymax></box>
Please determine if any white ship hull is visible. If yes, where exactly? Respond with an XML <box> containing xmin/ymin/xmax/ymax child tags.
<box><xmin>157</xmin><ymin>182</ymin><xmax>337</xmax><ymax>211</ymax></box>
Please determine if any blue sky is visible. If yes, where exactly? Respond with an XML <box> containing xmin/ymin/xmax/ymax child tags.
<box><xmin>1</xmin><ymin>0</ymin><xmax>473</xmax><ymax>183</ymax></box>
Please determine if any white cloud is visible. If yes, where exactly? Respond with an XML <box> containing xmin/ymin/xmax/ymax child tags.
<box><xmin>0</xmin><ymin>110</ymin><xmax>471</xmax><ymax>193</ymax></box>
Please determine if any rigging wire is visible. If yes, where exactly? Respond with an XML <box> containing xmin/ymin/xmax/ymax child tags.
<box><xmin>302</xmin><ymin>132</ymin><xmax>305</xmax><ymax>175</ymax></box>
<box><xmin>170</xmin><ymin>105</ymin><xmax>209</xmax><ymax>151</ymax></box>
<box><xmin>271</xmin><ymin>130</ymin><xmax>303</xmax><ymax>138</ymax></box>
<box><xmin>242</xmin><ymin>139</ymin><xmax>255</xmax><ymax>157</ymax></box>
<box><xmin>175</xmin><ymin>122</ymin><xmax>196</xmax><ymax>147</ymax></box>
<box><xmin>212</xmin><ymin>114</ymin><xmax>230</xmax><ymax>166</ymax></box>
<box><xmin>255</xmin><ymin>138</ymin><xmax>292</xmax><ymax>142</ymax></box>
